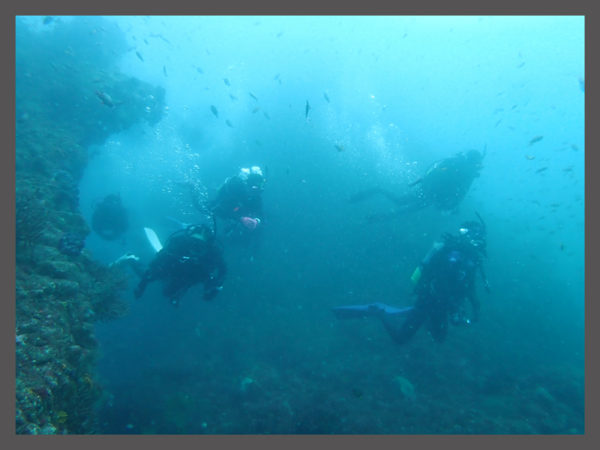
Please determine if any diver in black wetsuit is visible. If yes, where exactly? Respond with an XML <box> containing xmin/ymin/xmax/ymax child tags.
<box><xmin>350</xmin><ymin>150</ymin><xmax>484</xmax><ymax>222</ymax></box>
<box><xmin>133</xmin><ymin>224</ymin><xmax>227</xmax><ymax>307</ymax></box>
<box><xmin>210</xmin><ymin>167</ymin><xmax>264</xmax><ymax>227</ymax></box>
<box><xmin>333</xmin><ymin>216</ymin><xmax>490</xmax><ymax>344</ymax></box>
<box><xmin>91</xmin><ymin>193</ymin><xmax>129</xmax><ymax>240</ymax></box>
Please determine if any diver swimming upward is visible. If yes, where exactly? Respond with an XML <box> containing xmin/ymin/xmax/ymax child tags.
<box><xmin>350</xmin><ymin>150</ymin><xmax>484</xmax><ymax>222</ymax></box>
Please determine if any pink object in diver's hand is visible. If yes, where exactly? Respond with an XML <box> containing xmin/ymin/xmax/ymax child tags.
<box><xmin>240</xmin><ymin>216</ymin><xmax>260</xmax><ymax>230</ymax></box>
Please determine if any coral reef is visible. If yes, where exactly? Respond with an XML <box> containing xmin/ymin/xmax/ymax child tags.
<box><xmin>15</xmin><ymin>16</ymin><xmax>164</xmax><ymax>434</ymax></box>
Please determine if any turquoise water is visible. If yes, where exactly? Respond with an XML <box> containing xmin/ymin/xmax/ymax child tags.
<box><xmin>17</xmin><ymin>16</ymin><xmax>584</xmax><ymax>434</ymax></box>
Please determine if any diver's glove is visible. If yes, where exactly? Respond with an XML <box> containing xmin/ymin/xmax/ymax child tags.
<box><xmin>240</xmin><ymin>216</ymin><xmax>260</xmax><ymax>230</ymax></box>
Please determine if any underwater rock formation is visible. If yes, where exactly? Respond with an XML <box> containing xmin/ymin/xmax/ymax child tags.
<box><xmin>15</xmin><ymin>16</ymin><xmax>163</xmax><ymax>434</ymax></box>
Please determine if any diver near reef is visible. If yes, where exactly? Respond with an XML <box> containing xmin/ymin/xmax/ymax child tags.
<box><xmin>187</xmin><ymin>166</ymin><xmax>266</xmax><ymax>246</ymax></box>
<box><xmin>350</xmin><ymin>150</ymin><xmax>484</xmax><ymax>222</ymax></box>
<box><xmin>91</xmin><ymin>193</ymin><xmax>129</xmax><ymax>240</ymax></box>
<box><xmin>333</xmin><ymin>214</ymin><xmax>491</xmax><ymax>344</ymax></box>
<box><xmin>115</xmin><ymin>223</ymin><xmax>227</xmax><ymax>307</ymax></box>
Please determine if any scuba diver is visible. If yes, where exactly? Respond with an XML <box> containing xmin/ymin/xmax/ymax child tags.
<box><xmin>192</xmin><ymin>166</ymin><xmax>266</xmax><ymax>248</ymax></box>
<box><xmin>91</xmin><ymin>193</ymin><xmax>129</xmax><ymax>240</ymax></box>
<box><xmin>133</xmin><ymin>223</ymin><xmax>227</xmax><ymax>307</ymax></box>
<box><xmin>333</xmin><ymin>214</ymin><xmax>491</xmax><ymax>345</ymax></box>
<box><xmin>350</xmin><ymin>150</ymin><xmax>484</xmax><ymax>222</ymax></box>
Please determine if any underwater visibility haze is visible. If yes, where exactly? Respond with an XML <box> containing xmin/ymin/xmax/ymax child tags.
<box><xmin>15</xmin><ymin>15</ymin><xmax>584</xmax><ymax>434</ymax></box>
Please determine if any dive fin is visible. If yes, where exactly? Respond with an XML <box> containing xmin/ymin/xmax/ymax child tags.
<box><xmin>407</xmin><ymin>177</ymin><xmax>423</xmax><ymax>188</ymax></box>
<box><xmin>144</xmin><ymin>227</ymin><xmax>163</xmax><ymax>253</ymax></box>
<box><xmin>333</xmin><ymin>303</ymin><xmax>413</xmax><ymax>319</ymax></box>
<box><xmin>165</xmin><ymin>216</ymin><xmax>190</xmax><ymax>230</ymax></box>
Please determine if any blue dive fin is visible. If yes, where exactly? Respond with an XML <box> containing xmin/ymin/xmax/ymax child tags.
<box><xmin>333</xmin><ymin>303</ymin><xmax>413</xmax><ymax>319</ymax></box>
<box><xmin>144</xmin><ymin>227</ymin><xmax>163</xmax><ymax>253</ymax></box>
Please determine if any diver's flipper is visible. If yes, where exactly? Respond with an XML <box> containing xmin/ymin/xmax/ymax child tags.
<box><xmin>165</xmin><ymin>216</ymin><xmax>190</xmax><ymax>230</ymax></box>
<box><xmin>407</xmin><ymin>177</ymin><xmax>423</xmax><ymax>188</ymax></box>
<box><xmin>144</xmin><ymin>227</ymin><xmax>163</xmax><ymax>253</ymax></box>
<box><xmin>333</xmin><ymin>303</ymin><xmax>413</xmax><ymax>319</ymax></box>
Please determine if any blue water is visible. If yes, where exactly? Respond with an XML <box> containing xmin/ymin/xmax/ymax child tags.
<box><xmin>19</xmin><ymin>16</ymin><xmax>584</xmax><ymax>434</ymax></box>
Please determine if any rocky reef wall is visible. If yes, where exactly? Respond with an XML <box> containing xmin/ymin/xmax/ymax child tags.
<box><xmin>15</xmin><ymin>16</ymin><xmax>165</xmax><ymax>434</ymax></box>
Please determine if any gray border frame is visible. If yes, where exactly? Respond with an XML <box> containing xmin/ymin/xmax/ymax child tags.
<box><xmin>4</xmin><ymin>3</ymin><xmax>594</xmax><ymax>450</ymax></box>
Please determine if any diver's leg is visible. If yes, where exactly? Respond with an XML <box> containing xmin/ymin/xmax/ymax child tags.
<box><xmin>363</xmin><ymin>195</ymin><xmax>429</xmax><ymax>223</ymax></box>
<box><xmin>163</xmin><ymin>278</ymin><xmax>189</xmax><ymax>306</ymax></box>
<box><xmin>134</xmin><ymin>273</ymin><xmax>153</xmax><ymax>299</ymax></box>
<box><xmin>380</xmin><ymin>305</ymin><xmax>428</xmax><ymax>345</ymax></box>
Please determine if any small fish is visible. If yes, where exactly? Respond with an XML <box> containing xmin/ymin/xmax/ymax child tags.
<box><xmin>252</xmin><ymin>107</ymin><xmax>260</xmax><ymax>114</ymax></box>
<box><xmin>210</xmin><ymin>105</ymin><xmax>218</xmax><ymax>118</ymax></box>
<box><xmin>196</xmin><ymin>66</ymin><xmax>204</xmax><ymax>74</ymax></box>
<box><xmin>224</xmin><ymin>78</ymin><xmax>231</xmax><ymax>86</ymax></box>
<box><xmin>163</xmin><ymin>65</ymin><xmax>168</xmax><ymax>77</ymax></box>
<box><xmin>571</xmin><ymin>144</ymin><xmax>579</xmax><ymax>151</ymax></box>
<box><xmin>535</xmin><ymin>167</ymin><xmax>548</xmax><ymax>174</ymax></box>
<box><xmin>150</xmin><ymin>33</ymin><xmax>171</xmax><ymax>45</ymax></box>
<box><xmin>144</xmin><ymin>38</ymin><xmax>149</xmax><ymax>45</ymax></box>
<box><xmin>225</xmin><ymin>120</ymin><xmax>233</xmax><ymax>128</ymax></box>
<box><xmin>560</xmin><ymin>243</ymin><xmax>565</xmax><ymax>251</ymax></box>
<box><xmin>263</xmin><ymin>112</ymin><xmax>270</xmax><ymax>120</ymax></box>
<box><xmin>229</xmin><ymin>94</ymin><xmax>238</xmax><ymax>101</ymax></box>
<box><xmin>494</xmin><ymin>119</ymin><xmax>502</xmax><ymax>127</ymax></box>
<box><xmin>95</xmin><ymin>90</ymin><xmax>114</xmax><ymax>107</ymax></box>
<box><xmin>563</xmin><ymin>166</ymin><xmax>574</xmax><ymax>172</ymax></box>
<box><xmin>276</xmin><ymin>31</ymin><xmax>284</xmax><ymax>38</ymax></box>
<box><xmin>305</xmin><ymin>100</ymin><xmax>311</xmax><ymax>119</ymax></box>
<box><xmin>323</xmin><ymin>92</ymin><xmax>330</xmax><ymax>103</ymax></box>
<box><xmin>136</xmin><ymin>51</ymin><xmax>144</xmax><ymax>62</ymax></box>
<box><xmin>516</xmin><ymin>62</ymin><xmax>525</xmax><ymax>69</ymax></box>
<box><xmin>578</xmin><ymin>77</ymin><xmax>584</xmax><ymax>92</ymax></box>
<box><xmin>249</xmin><ymin>92</ymin><xmax>258</xmax><ymax>101</ymax></box>
<box><xmin>525</xmin><ymin>155</ymin><xmax>536</xmax><ymax>160</ymax></box>
<box><xmin>273</xmin><ymin>73</ymin><xmax>280</xmax><ymax>81</ymax></box>
<box><xmin>334</xmin><ymin>144</ymin><xmax>345</xmax><ymax>152</ymax></box>
<box><xmin>529</xmin><ymin>136</ymin><xmax>543</xmax><ymax>146</ymax></box>
<box><xmin>42</xmin><ymin>16</ymin><xmax>54</xmax><ymax>25</ymax></box>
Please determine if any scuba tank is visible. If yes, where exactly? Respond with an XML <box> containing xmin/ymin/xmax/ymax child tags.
<box><xmin>410</xmin><ymin>241</ymin><xmax>444</xmax><ymax>285</ymax></box>
<box><xmin>410</xmin><ymin>266</ymin><xmax>422</xmax><ymax>284</ymax></box>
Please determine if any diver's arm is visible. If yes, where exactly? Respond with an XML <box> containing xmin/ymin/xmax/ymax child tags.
<box><xmin>467</xmin><ymin>284</ymin><xmax>480</xmax><ymax>323</ymax></box>
<box><xmin>479</xmin><ymin>264</ymin><xmax>491</xmax><ymax>293</ymax></box>
<box><xmin>423</xmin><ymin>241</ymin><xmax>444</xmax><ymax>264</ymax></box>
<box><xmin>203</xmin><ymin>252</ymin><xmax>227</xmax><ymax>300</ymax></box>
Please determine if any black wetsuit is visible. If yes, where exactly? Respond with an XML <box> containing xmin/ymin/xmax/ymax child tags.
<box><xmin>91</xmin><ymin>194</ymin><xmax>129</xmax><ymax>240</ymax></box>
<box><xmin>351</xmin><ymin>151</ymin><xmax>483</xmax><ymax>221</ymax></box>
<box><xmin>209</xmin><ymin>176</ymin><xmax>264</xmax><ymax>244</ymax></box>
<box><xmin>381</xmin><ymin>235</ymin><xmax>485</xmax><ymax>344</ymax></box>
<box><xmin>134</xmin><ymin>226</ymin><xmax>227</xmax><ymax>305</ymax></box>
<box><xmin>211</xmin><ymin>176</ymin><xmax>263</xmax><ymax>221</ymax></box>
